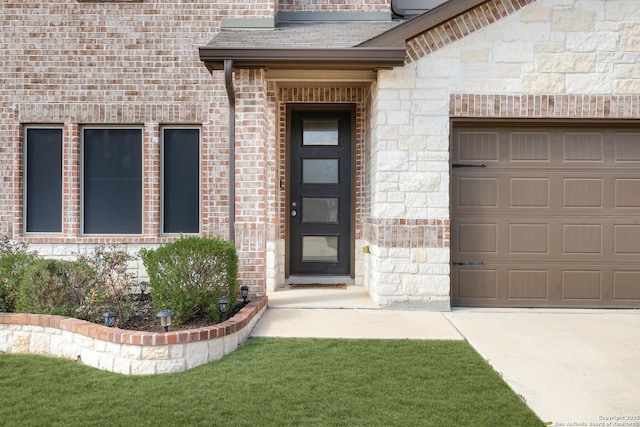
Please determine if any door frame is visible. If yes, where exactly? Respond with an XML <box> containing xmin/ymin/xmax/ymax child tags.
<box><xmin>285</xmin><ymin>104</ymin><xmax>356</xmax><ymax>279</ymax></box>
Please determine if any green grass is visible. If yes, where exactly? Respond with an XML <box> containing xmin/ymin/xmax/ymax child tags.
<box><xmin>0</xmin><ymin>339</ymin><xmax>543</xmax><ymax>427</ymax></box>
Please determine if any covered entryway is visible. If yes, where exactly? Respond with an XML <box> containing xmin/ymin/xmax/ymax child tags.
<box><xmin>451</xmin><ymin>122</ymin><xmax>640</xmax><ymax>308</ymax></box>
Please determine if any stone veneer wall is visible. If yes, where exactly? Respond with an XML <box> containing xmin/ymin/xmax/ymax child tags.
<box><xmin>0</xmin><ymin>298</ymin><xmax>267</xmax><ymax>375</ymax></box>
<box><xmin>367</xmin><ymin>0</ymin><xmax>640</xmax><ymax>309</ymax></box>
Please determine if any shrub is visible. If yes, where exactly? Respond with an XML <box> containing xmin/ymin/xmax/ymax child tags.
<box><xmin>140</xmin><ymin>236</ymin><xmax>239</xmax><ymax>324</ymax></box>
<box><xmin>77</xmin><ymin>245</ymin><xmax>138</xmax><ymax>326</ymax></box>
<box><xmin>16</xmin><ymin>259</ymin><xmax>94</xmax><ymax>317</ymax></box>
<box><xmin>0</xmin><ymin>238</ymin><xmax>39</xmax><ymax>312</ymax></box>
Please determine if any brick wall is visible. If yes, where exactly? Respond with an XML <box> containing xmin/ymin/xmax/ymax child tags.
<box><xmin>0</xmin><ymin>1</ymin><xmax>280</xmax><ymax>289</ymax></box>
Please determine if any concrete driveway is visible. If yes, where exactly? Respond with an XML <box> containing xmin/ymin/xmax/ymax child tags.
<box><xmin>445</xmin><ymin>309</ymin><xmax>640</xmax><ymax>426</ymax></box>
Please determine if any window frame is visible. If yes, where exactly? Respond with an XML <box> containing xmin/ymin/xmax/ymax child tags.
<box><xmin>23</xmin><ymin>125</ymin><xmax>64</xmax><ymax>235</ymax></box>
<box><xmin>160</xmin><ymin>126</ymin><xmax>202</xmax><ymax>236</ymax></box>
<box><xmin>80</xmin><ymin>126</ymin><xmax>144</xmax><ymax>236</ymax></box>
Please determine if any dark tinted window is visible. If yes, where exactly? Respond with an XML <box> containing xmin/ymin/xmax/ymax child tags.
<box><xmin>25</xmin><ymin>128</ymin><xmax>63</xmax><ymax>233</ymax></box>
<box><xmin>163</xmin><ymin>128</ymin><xmax>200</xmax><ymax>234</ymax></box>
<box><xmin>83</xmin><ymin>128</ymin><xmax>142</xmax><ymax>234</ymax></box>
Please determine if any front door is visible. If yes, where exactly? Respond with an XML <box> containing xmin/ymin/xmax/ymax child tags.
<box><xmin>289</xmin><ymin>109</ymin><xmax>351</xmax><ymax>275</ymax></box>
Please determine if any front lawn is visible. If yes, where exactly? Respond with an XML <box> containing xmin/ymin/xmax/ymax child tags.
<box><xmin>0</xmin><ymin>339</ymin><xmax>543</xmax><ymax>426</ymax></box>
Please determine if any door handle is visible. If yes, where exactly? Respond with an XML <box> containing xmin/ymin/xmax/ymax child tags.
<box><xmin>291</xmin><ymin>210</ymin><xmax>297</xmax><ymax>217</ymax></box>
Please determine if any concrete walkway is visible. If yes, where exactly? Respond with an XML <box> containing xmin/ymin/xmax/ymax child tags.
<box><xmin>252</xmin><ymin>286</ymin><xmax>640</xmax><ymax>426</ymax></box>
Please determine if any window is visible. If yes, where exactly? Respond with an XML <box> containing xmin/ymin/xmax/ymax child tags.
<box><xmin>162</xmin><ymin>128</ymin><xmax>200</xmax><ymax>234</ymax></box>
<box><xmin>24</xmin><ymin>127</ymin><xmax>63</xmax><ymax>233</ymax></box>
<box><xmin>82</xmin><ymin>128</ymin><xmax>142</xmax><ymax>234</ymax></box>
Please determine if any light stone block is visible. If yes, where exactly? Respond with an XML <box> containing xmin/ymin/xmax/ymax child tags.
<box><xmin>621</xmin><ymin>37</ymin><xmax>640</xmax><ymax>52</ymax></box>
<box><xmin>419</xmin><ymin>263</ymin><xmax>450</xmax><ymax>275</ymax></box>
<box><xmin>0</xmin><ymin>331</ymin><xmax>12</xmax><ymax>352</ymax></box>
<box><xmin>411</xmin><ymin>248</ymin><xmax>427</xmax><ymax>263</ymax></box>
<box><xmin>376</xmin><ymin>151</ymin><xmax>408</xmax><ymax>171</ymax></box>
<box><xmin>131</xmin><ymin>360</ymin><xmax>157</xmax><ymax>375</ymax></box>
<box><xmin>121</xmin><ymin>344</ymin><xmax>142</xmax><ymax>360</ymax></box>
<box><xmin>141</xmin><ymin>345</ymin><xmax>169</xmax><ymax>360</ymax></box>
<box><xmin>566</xmin><ymin>74</ymin><xmax>613</xmax><ymax>93</ymax></box>
<box><xmin>428</xmin><ymin>248</ymin><xmax>450</xmax><ymax>263</ymax></box>
<box><xmin>223</xmin><ymin>333</ymin><xmax>239</xmax><ymax>355</ymax></box>
<box><xmin>417</xmin><ymin>58</ymin><xmax>460</xmax><ymax>78</ymax></box>
<box><xmin>621</xmin><ymin>23</ymin><xmax>640</xmax><ymax>37</ymax></box>
<box><xmin>186</xmin><ymin>341</ymin><xmax>209</xmax><ymax>370</ymax></box>
<box><xmin>504</xmin><ymin>22</ymin><xmax>551</xmax><ymax>42</ymax></box>
<box><xmin>605</xmin><ymin>1</ymin><xmax>640</xmax><ymax>21</ymax></box>
<box><xmin>566</xmin><ymin>32</ymin><xmax>618</xmax><ymax>53</ymax></box>
<box><xmin>616</xmin><ymin>80</ymin><xmax>640</xmax><ymax>94</ymax></box>
<box><xmin>80</xmin><ymin>348</ymin><xmax>101</xmax><ymax>369</ymax></box>
<box><xmin>113</xmin><ymin>358</ymin><xmax>131</xmax><ymax>375</ymax></box>
<box><xmin>493</xmin><ymin>43</ymin><xmax>535</xmax><ymax>63</ymax></box>
<box><xmin>461</xmin><ymin>49</ymin><xmax>489</xmax><ymax>63</ymax></box>
<box><xmin>398</xmin><ymin>173</ymin><xmax>440</xmax><ymax>192</ymax></box>
<box><xmin>405</xmin><ymin>192</ymin><xmax>427</xmax><ymax>208</ymax></box>
<box><xmin>521</xmin><ymin>6</ymin><xmax>552</xmax><ymax>22</ymax></box>
<box><xmin>399</xmin><ymin>135</ymin><xmax>426</xmax><ymax>151</ymax></box>
<box><xmin>169</xmin><ymin>344</ymin><xmax>185</xmax><ymax>359</ymax></box>
<box><xmin>523</xmin><ymin>74</ymin><xmax>566</xmax><ymax>94</ymax></box>
<box><xmin>12</xmin><ymin>333</ymin><xmax>30</xmax><ymax>353</ymax></box>
<box><xmin>428</xmin><ymin>207</ymin><xmax>450</xmax><ymax>218</ymax></box>
<box><xmin>377</xmin><ymin>67</ymin><xmax>416</xmax><ymax>89</ymax></box>
<box><xmin>208</xmin><ymin>338</ymin><xmax>224</xmax><ymax>362</ymax></box>
<box><xmin>537</xmin><ymin>53</ymin><xmax>596</xmax><ymax>73</ymax></box>
<box><xmin>427</xmin><ymin>192</ymin><xmax>449</xmax><ymax>208</ymax></box>
<box><xmin>552</xmin><ymin>10</ymin><xmax>596</xmax><ymax>31</ymax></box>
<box><xmin>386</xmin><ymin>110</ymin><xmax>410</xmax><ymax>125</ymax></box>
<box><xmin>29</xmin><ymin>333</ymin><xmax>50</xmax><ymax>355</ymax></box>
<box><xmin>156</xmin><ymin>359</ymin><xmax>186</xmax><ymax>374</ymax></box>
<box><xmin>98</xmin><ymin>354</ymin><xmax>114</xmax><ymax>371</ymax></box>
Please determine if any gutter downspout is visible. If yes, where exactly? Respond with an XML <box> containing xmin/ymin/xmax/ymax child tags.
<box><xmin>224</xmin><ymin>59</ymin><xmax>236</xmax><ymax>243</ymax></box>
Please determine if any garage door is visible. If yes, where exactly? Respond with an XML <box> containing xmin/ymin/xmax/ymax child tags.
<box><xmin>451</xmin><ymin>124</ymin><xmax>640</xmax><ymax>308</ymax></box>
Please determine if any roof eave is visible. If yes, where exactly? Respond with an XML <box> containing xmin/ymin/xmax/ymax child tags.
<box><xmin>198</xmin><ymin>47</ymin><xmax>407</xmax><ymax>71</ymax></box>
<box><xmin>358</xmin><ymin>0</ymin><xmax>491</xmax><ymax>47</ymax></box>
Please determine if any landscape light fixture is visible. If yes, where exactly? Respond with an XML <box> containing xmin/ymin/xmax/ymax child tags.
<box><xmin>240</xmin><ymin>286</ymin><xmax>249</xmax><ymax>304</ymax></box>
<box><xmin>103</xmin><ymin>311</ymin><xmax>116</xmax><ymax>327</ymax></box>
<box><xmin>156</xmin><ymin>310</ymin><xmax>174</xmax><ymax>332</ymax></box>
<box><xmin>139</xmin><ymin>281</ymin><xmax>149</xmax><ymax>298</ymax></box>
<box><xmin>218</xmin><ymin>297</ymin><xmax>229</xmax><ymax>321</ymax></box>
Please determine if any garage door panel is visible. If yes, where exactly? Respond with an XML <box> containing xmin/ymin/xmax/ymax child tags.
<box><xmin>614</xmin><ymin>225</ymin><xmax>640</xmax><ymax>254</ymax></box>
<box><xmin>456</xmin><ymin>269</ymin><xmax>497</xmax><ymax>299</ymax></box>
<box><xmin>563</xmin><ymin>224</ymin><xmax>602</xmax><ymax>254</ymax></box>
<box><xmin>562</xmin><ymin>270</ymin><xmax>602</xmax><ymax>300</ymax></box>
<box><xmin>510</xmin><ymin>178</ymin><xmax>549</xmax><ymax>207</ymax></box>
<box><xmin>613</xmin><ymin>271</ymin><xmax>640</xmax><ymax>300</ymax></box>
<box><xmin>615</xmin><ymin>133</ymin><xmax>640</xmax><ymax>161</ymax></box>
<box><xmin>452</xmin><ymin>125</ymin><xmax>640</xmax><ymax>308</ymax></box>
<box><xmin>509</xmin><ymin>270</ymin><xmax>548</xmax><ymax>299</ymax></box>
<box><xmin>510</xmin><ymin>132</ymin><xmax>551</xmax><ymax>161</ymax></box>
<box><xmin>614</xmin><ymin>179</ymin><xmax>640</xmax><ymax>207</ymax></box>
<box><xmin>455</xmin><ymin>132</ymin><xmax>499</xmax><ymax>162</ymax></box>
<box><xmin>564</xmin><ymin>132</ymin><xmax>604</xmax><ymax>162</ymax></box>
<box><xmin>509</xmin><ymin>223</ymin><xmax>549</xmax><ymax>254</ymax></box>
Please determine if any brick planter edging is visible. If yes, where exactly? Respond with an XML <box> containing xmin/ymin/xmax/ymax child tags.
<box><xmin>0</xmin><ymin>297</ymin><xmax>267</xmax><ymax>375</ymax></box>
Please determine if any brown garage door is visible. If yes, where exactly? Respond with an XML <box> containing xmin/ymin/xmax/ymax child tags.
<box><xmin>451</xmin><ymin>123</ymin><xmax>640</xmax><ymax>308</ymax></box>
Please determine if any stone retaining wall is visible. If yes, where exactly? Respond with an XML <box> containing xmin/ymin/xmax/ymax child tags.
<box><xmin>0</xmin><ymin>297</ymin><xmax>267</xmax><ymax>375</ymax></box>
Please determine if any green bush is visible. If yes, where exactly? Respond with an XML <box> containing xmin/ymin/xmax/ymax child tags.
<box><xmin>0</xmin><ymin>238</ymin><xmax>39</xmax><ymax>312</ymax></box>
<box><xmin>16</xmin><ymin>259</ymin><xmax>94</xmax><ymax>317</ymax></box>
<box><xmin>77</xmin><ymin>245</ymin><xmax>137</xmax><ymax>326</ymax></box>
<box><xmin>140</xmin><ymin>236</ymin><xmax>239</xmax><ymax>324</ymax></box>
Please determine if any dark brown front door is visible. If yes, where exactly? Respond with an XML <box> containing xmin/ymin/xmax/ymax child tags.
<box><xmin>289</xmin><ymin>109</ymin><xmax>351</xmax><ymax>275</ymax></box>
